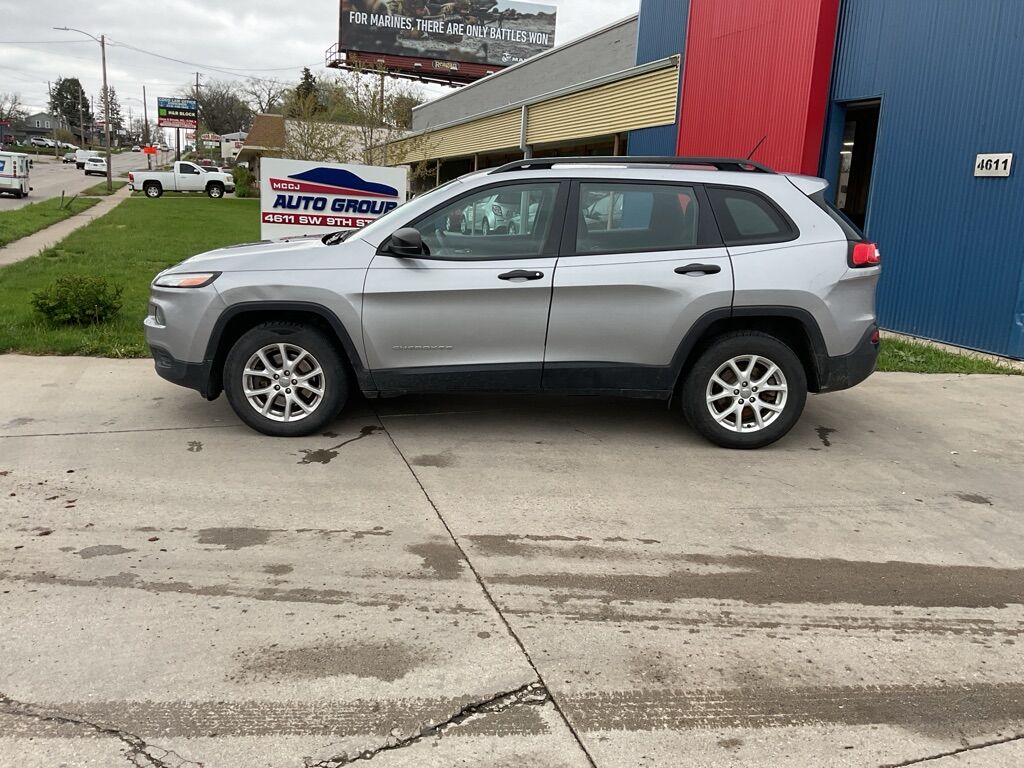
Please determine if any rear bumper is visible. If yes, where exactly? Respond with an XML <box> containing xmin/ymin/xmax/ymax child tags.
<box><xmin>816</xmin><ymin>325</ymin><xmax>879</xmax><ymax>393</ymax></box>
<box><xmin>150</xmin><ymin>344</ymin><xmax>218</xmax><ymax>400</ymax></box>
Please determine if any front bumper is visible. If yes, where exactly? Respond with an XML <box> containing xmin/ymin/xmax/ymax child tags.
<box><xmin>816</xmin><ymin>325</ymin><xmax>879</xmax><ymax>393</ymax></box>
<box><xmin>150</xmin><ymin>344</ymin><xmax>216</xmax><ymax>398</ymax></box>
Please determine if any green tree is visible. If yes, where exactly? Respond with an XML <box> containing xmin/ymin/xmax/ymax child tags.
<box><xmin>186</xmin><ymin>80</ymin><xmax>253</xmax><ymax>136</ymax></box>
<box><xmin>49</xmin><ymin>78</ymin><xmax>93</xmax><ymax>139</ymax></box>
<box><xmin>99</xmin><ymin>85</ymin><xmax>124</xmax><ymax>135</ymax></box>
<box><xmin>296</xmin><ymin>67</ymin><xmax>317</xmax><ymax>101</ymax></box>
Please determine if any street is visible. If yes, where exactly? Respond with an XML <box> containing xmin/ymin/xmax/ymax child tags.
<box><xmin>1</xmin><ymin>357</ymin><xmax>1021</xmax><ymax>767</ymax></box>
<box><xmin>0</xmin><ymin>149</ymin><xmax>174</xmax><ymax>210</ymax></box>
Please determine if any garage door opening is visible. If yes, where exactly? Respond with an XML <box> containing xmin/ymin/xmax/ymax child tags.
<box><xmin>835</xmin><ymin>100</ymin><xmax>880</xmax><ymax>231</ymax></box>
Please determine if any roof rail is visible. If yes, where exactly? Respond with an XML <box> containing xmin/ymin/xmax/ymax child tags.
<box><xmin>488</xmin><ymin>156</ymin><xmax>776</xmax><ymax>174</ymax></box>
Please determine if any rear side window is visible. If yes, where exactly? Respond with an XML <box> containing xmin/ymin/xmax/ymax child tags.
<box><xmin>575</xmin><ymin>182</ymin><xmax>700</xmax><ymax>254</ymax></box>
<box><xmin>707</xmin><ymin>187</ymin><xmax>797</xmax><ymax>246</ymax></box>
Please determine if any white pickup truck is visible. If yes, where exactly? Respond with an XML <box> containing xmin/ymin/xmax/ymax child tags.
<box><xmin>128</xmin><ymin>161</ymin><xmax>235</xmax><ymax>199</ymax></box>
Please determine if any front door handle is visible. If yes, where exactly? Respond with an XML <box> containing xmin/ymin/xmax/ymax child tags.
<box><xmin>498</xmin><ymin>270</ymin><xmax>544</xmax><ymax>281</ymax></box>
<box><xmin>675</xmin><ymin>263</ymin><xmax>722</xmax><ymax>275</ymax></box>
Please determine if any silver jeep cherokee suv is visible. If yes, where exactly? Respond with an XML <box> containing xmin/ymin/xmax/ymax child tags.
<box><xmin>145</xmin><ymin>157</ymin><xmax>880</xmax><ymax>449</ymax></box>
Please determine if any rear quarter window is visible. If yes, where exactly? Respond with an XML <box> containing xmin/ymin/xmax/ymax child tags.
<box><xmin>708</xmin><ymin>186</ymin><xmax>798</xmax><ymax>246</ymax></box>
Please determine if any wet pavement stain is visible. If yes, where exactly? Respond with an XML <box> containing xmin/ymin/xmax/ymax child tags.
<box><xmin>956</xmin><ymin>492</ymin><xmax>993</xmax><ymax>505</ymax></box>
<box><xmin>298</xmin><ymin>425</ymin><xmax>381</xmax><ymax>465</ymax></box>
<box><xmin>197</xmin><ymin>527</ymin><xmax>273</xmax><ymax>550</ymax></box>
<box><xmin>410</xmin><ymin>453</ymin><xmax>454</xmax><ymax>468</ymax></box>
<box><xmin>815</xmin><ymin>426</ymin><xmax>837</xmax><ymax>447</ymax></box>
<box><xmin>492</xmin><ymin>552</ymin><xmax>1024</xmax><ymax>608</ymax></box>
<box><xmin>186</xmin><ymin>441</ymin><xmax>203</xmax><ymax>453</ymax></box>
<box><xmin>407</xmin><ymin>540</ymin><xmax>465</xmax><ymax>579</ymax></box>
<box><xmin>1</xmin><ymin>417</ymin><xmax>34</xmax><ymax>429</ymax></box>
<box><xmin>469</xmin><ymin>534</ymin><xmax>658</xmax><ymax>559</ymax></box>
<box><xmin>77</xmin><ymin>545</ymin><xmax>135</xmax><ymax>559</ymax></box>
<box><xmin>262</xmin><ymin>564</ymin><xmax>293</xmax><ymax>576</ymax></box>
<box><xmin>235</xmin><ymin>640</ymin><xmax>422</xmax><ymax>682</ymax></box>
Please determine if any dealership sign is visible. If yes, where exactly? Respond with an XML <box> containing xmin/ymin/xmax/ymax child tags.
<box><xmin>259</xmin><ymin>158</ymin><xmax>408</xmax><ymax>240</ymax></box>
<box><xmin>157</xmin><ymin>97</ymin><xmax>198</xmax><ymax>129</ymax></box>
<box><xmin>340</xmin><ymin>0</ymin><xmax>556</xmax><ymax>70</ymax></box>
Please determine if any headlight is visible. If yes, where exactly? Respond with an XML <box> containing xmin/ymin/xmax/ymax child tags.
<box><xmin>153</xmin><ymin>272</ymin><xmax>220</xmax><ymax>288</ymax></box>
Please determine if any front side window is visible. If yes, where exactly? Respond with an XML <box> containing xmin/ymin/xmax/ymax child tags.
<box><xmin>179</xmin><ymin>163</ymin><xmax>199</xmax><ymax>175</ymax></box>
<box><xmin>414</xmin><ymin>182</ymin><xmax>559</xmax><ymax>260</ymax></box>
<box><xmin>575</xmin><ymin>183</ymin><xmax>700</xmax><ymax>254</ymax></box>
<box><xmin>707</xmin><ymin>187</ymin><xmax>796</xmax><ymax>245</ymax></box>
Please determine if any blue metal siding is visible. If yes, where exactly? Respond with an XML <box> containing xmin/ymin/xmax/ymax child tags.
<box><xmin>827</xmin><ymin>0</ymin><xmax>1024</xmax><ymax>358</ymax></box>
<box><xmin>628</xmin><ymin>0</ymin><xmax>688</xmax><ymax>157</ymax></box>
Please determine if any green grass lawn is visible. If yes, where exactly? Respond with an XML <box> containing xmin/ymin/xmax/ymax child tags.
<box><xmin>81</xmin><ymin>180</ymin><xmax>128</xmax><ymax>196</ymax></box>
<box><xmin>877</xmin><ymin>337</ymin><xmax>1022</xmax><ymax>375</ymax></box>
<box><xmin>0</xmin><ymin>196</ymin><xmax>100</xmax><ymax>247</ymax></box>
<box><xmin>0</xmin><ymin>197</ymin><xmax>260</xmax><ymax>357</ymax></box>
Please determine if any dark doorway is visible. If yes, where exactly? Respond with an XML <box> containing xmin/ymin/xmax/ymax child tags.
<box><xmin>835</xmin><ymin>101</ymin><xmax>880</xmax><ymax>230</ymax></box>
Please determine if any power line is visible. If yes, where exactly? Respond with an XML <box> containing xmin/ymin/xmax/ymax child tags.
<box><xmin>106</xmin><ymin>38</ymin><xmax>319</xmax><ymax>77</ymax></box>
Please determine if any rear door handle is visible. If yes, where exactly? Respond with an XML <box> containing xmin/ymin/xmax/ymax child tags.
<box><xmin>498</xmin><ymin>270</ymin><xmax>544</xmax><ymax>281</ymax></box>
<box><xmin>675</xmin><ymin>263</ymin><xmax>722</xmax><ymax>275</ymax></box>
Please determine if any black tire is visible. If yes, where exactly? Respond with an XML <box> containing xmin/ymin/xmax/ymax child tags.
<box><xmin>207</xmin><ymin>183</ymin><xmax>224</xmax><ymax>199</ymax></box>
<box><xmin>144</xmin><ymin>182</ymin><xmax>162</xmax><ymax>198</ymax></box>
<box><xmin>681</xmin><ymin>331</ymin><xmax>807</xmax><ymax>449</ymax></box>
<box><xmin>223</xmin><ymin>322</ymin><xmax>348</xmax><ymax>437</ymax></box>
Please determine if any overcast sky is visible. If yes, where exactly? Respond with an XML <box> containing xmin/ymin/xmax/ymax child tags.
<box><xmin>0</xmin><ymin>0</ymin><xmax>638</xmax><ymax>133</ymax></box>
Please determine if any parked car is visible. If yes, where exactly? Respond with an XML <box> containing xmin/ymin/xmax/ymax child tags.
<box><xmin>158</xmin><ymin>144</ymin><xmax>169</xmax><ymax>151</ymax></box>
<box><xmin>128</xmin><ymin>161</ymin><xmax>234</xmax><ymax>198</ymax></box>
<box><xmin>131</xmin><ymin>145</ymin><xmax>142</xmax><ymax>152</ymax></box>
<box><xmin>60</xmin><ymin>142</ymin><xmax>78</xmax><ymax>150</ymax></box>
<box><xmin>83</xmin><ymin>156</ymin><xmax>108</xmax><ymax>176</ymax></box>
<box><xmin>460</xmin><ymin>191</ymin><xmax>521</xmax><ymax>234</ymax></box>
<box><xmin>29</xmin><ymin>137</ymin><xmax>49</xmax><ymax>148</ymax></box>
<box><xmin>62</xmin><ymin>151</ymin><xmax>76</xmax><ymax>164</ymax></box>
<box><xmin>146</xmin><ymin>156</ymin><xmax>882</xmax><ymax>448</ymax></box>
<box><xmin>0</xmin><ymin>151</ymin><xmax>31</xmax><ymax>198</ymax></box>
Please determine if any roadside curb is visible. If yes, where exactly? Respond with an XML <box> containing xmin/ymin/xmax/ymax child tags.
<box><xmin>0</xmin><ymin>185</ymin><xmax>133</xmax><ymax>268</ymax></box>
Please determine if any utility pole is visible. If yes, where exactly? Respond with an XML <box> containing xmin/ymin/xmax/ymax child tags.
<box><xmin>194</xmin><ymin>71</ymin><xmax>203</xmax><ymax>160</ymax></box>
<box><xmin>48</xmin><ymin>81</ymin><xmax>59</xmax><ymax>158</ymax></box>
<box><xmin>54</xmin><ymin>27</ymin><xmax>112</xmax><ymax>191</ymax></box>
<box><xmin>78</xmin><ymin>87</ymin><xmax>85</xmax><ymax>148</ymax></box>
<box><xmin>142</xmin><ymin>85</ymin><xmax>151</xmax><ymax>169</ymax></box>
<box><xmin>101</xmin><ymin>34</ymin><xmax>112</xmax><ymax>192</ymax></box>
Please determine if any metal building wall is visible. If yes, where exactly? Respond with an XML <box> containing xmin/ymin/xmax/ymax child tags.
<box><xmin>628</xmin><ymin>0</ymin><xmax>689</xmax><ymax>156</ymax></box>
<box><xmin>675</xmin><ymin>0</ymin><xmax>840</xmax><ymax>174</ymax></box>
<box><xmin>825</xmin><ymin>0</ymin><xmax>1024</xmax><ymax>358</ymax></box>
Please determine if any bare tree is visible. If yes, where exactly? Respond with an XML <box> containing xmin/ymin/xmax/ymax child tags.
<box><xmin>0</xmin><ymin>91</ymin><xmax>28</xmax><ymax>123</ymax></box>
<box><xmin>333</xmin><ymin>67</ymin><xmax>424</xmax><ymax>166</ymax></box>
<box><xmin>243</xmin><ymin>78</ymin><xmax>287</xmax><ymax>115</ymax></box>
<box><xmin>282</xmin><ymin>91</ymin><xmax>359</xmax><ymax>163</ymax></box>
<box><xmin>184</xmin><ymin>80</ymin><xmax>254</xmax><ymax>136</ymax></box>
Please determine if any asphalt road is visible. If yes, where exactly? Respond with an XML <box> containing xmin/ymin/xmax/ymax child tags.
<box><xmin>0</xmin><ymin>357</ymin><xmax>1022</xmax><ymax>767</ymax></box>
<box><xmin>0</xmin><ymin>149</ymin><xmax>175</xmax><ymax>210</ymax></box>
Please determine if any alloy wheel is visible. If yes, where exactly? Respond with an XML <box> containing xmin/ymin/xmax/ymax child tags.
<box><xmin>242</xmin><ymin>343</ymin><xmax>325</xmax><ymax>423</ymax></box>
<box><xmin>705</xmin><ymin>354</ymin><xmax>788</xmax><ymax>433</ymax></box>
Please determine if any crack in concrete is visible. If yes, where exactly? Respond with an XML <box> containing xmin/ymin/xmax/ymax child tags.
<box><xmin>0</xmin><ymin>692</ymin><xmax>203</xmax><ymax>767</ymax></box>
<box><xmin>882</xmin><ymin>732</ymin><xmax>1024</xmax><ymax>766</ymax></box>
<box><xmin>373</xmin><ymin>413</ymin><xmax>599</xmax><ymax>768</ymax></box>
<box><xmin>305</xmin><ymin>681</ymin><xmax>549</xmax><ymax>766</ymax></box>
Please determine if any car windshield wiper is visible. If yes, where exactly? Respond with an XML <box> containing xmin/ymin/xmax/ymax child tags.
<box><xmin>321</xmin><ymin>231</ymin><xmax>353</xmax><ymax>245</ymax></box>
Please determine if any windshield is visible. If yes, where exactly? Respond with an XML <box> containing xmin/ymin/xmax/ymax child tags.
<box><xmin>355</xmin><ymin>178</ymin><xmax>465</xmax><ymax>245</ymax></box>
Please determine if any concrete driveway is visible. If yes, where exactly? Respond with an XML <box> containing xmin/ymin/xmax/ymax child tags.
<box><xmin>1</xmin><ymin>356</ymin><xmax>1022</xmax><ymax>767</ymax></box>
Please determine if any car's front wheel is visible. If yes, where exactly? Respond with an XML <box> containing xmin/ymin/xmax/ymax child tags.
<box><xmin>207</xmin><ymin>183</ymin><xmax>224</xmax><ymax>199</ymax></box>
<box><xmin>682</xmin><ymin>331</ymin><xmax>807</xmax><ymax>449</ymax></box>
<box><xmin>223</xmin><ymin>322</ymin><xmax>348</xmax><ymax>437</ymax></box>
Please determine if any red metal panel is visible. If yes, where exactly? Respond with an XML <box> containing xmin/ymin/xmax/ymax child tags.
<box><xmin>676</xmin><ymin>0</ymin><xmax>840</xmax><ymax>175</ymax></box>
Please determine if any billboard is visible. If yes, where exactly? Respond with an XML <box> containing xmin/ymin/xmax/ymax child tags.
<box><xmin>260</xmin><ymin>158</ymin><xmax>409</xmax><ymax>240</ymax></box>
<box><xmin>157</xmin><ymin>97</ymin><xmax>198</xmax><ymax>129</ymax></box>
<box><xmin>339</xmin><ymin>0</ymin><xmax>557</xmax><ymax>70</ymax></box>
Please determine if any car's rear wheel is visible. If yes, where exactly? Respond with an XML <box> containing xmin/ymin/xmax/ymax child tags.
<box><xmin>144</xmin><ymin>183</ymin><xmax>162</xmax><ymax>198</ymax></box>
<box><xmin>223</xmin><ymin>322</ymin><xmax>348</xmax><ymax>437</ymax></box>
<box><xmin>207</xmin><ymin>183</ymin><xmax>224</xmax><ymax>199</ymax></box>
<box><xmin>682</xmin><ymin>331</ymin><xmax>807</xmax><ymax>449</ymax></box>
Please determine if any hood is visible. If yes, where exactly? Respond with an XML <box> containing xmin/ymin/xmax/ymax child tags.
<box><xmin>162</xmin><ymin>234</ymin><xmax>366</xmax><ymax>274</ymax></box>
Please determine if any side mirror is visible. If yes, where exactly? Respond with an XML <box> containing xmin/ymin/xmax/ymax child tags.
<box><xmin>386</xmin><ymin>227</ymin><xmax>425</xmax><ymax>257</ymax></box>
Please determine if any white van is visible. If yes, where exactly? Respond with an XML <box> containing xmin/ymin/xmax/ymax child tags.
<box><xmin>75</xmin><ymin>149</ymin><xmax>100</xmax><ymax>170</ymax></box>
<box><xmin>0</xmin><ymin>151</ymin><xmax>31</xmax><ymax>198</ymax></box>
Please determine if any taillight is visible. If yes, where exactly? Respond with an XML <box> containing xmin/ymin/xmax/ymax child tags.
<box><xmin>851</xmin><ymin>242</ymin><xmax>881</xmax><ymax>267</ymax></box>
<box><xmin>870</xmin><ymin>328</ymin><xmax>880</xmax><ymax>344</ymax></box>
<box><xmin>128</xmin><ymin>172</ymin><xmax>134</xmax><ymax>182</ymax></box>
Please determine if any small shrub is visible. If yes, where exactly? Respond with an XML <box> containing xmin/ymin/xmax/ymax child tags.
<box><xmin>232</xmin><ymin>165</ymin><xmax>256</xmax><ymax>198</ymax></box>
<box><xmin>31</xmin><ymin>276</ymin><xmax>123</xmax><ymax>326</ymax></box>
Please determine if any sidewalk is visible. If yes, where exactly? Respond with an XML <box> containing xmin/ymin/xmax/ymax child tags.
<box><xmin>0</xmin><ymin>185</ymin><xmax>132</xmax><ymax>268</ymax></box>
